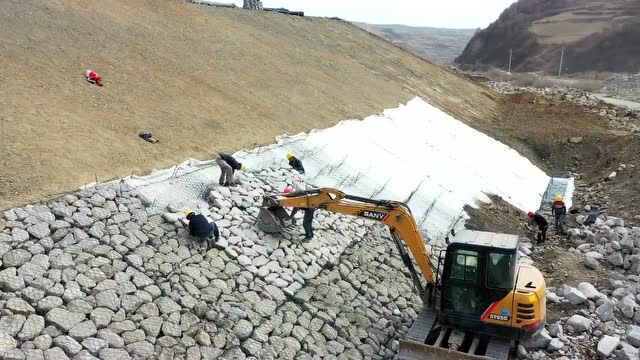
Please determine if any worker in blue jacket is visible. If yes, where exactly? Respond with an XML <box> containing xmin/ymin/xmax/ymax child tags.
<box><xmin>183</xmin><ymin>210</ymin><xmax>219</xmax><ymax>250</ymax></box>
<box><xmin>287</xmin><ymin>153</ymin><xmax>305</xmax><ymax>174</ymax></box>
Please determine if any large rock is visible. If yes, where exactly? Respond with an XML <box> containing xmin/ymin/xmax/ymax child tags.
<box><xmin>608</xmin><ymin>252</ymin><xmax>624</xmax><ymax>267</ymax></box>
<box><xmin>38</xmin><ymin>296</ymin><xmax>63</xmax><ymax>313</ymax></box>
<box><xmin>27</xmin><ymin>223</ymin><xmax>51</xmax><ymax>239</ymax></box>
<box><xmin>82</xmin><ymin>338</ymin><xmax>109</xmax><ymax>355</ymax></box>
<box><xmin>96</xmin><ymin>329</ymin><xmax>125</xmax><ymax>349</ymax></box>
<box><xmin>155</xmin><ymin>297</ymin><xmax>181</xmax><ymax>314</ymax></box>
<box><xmin>98</xmin><ymin>348</ymin><xmax>132</xmax><ymax>360</ymax></box>
<box><xmin>254</xmin><ymin>299</ymin><xmax>277</xmax><ymax>317</ymax></box>
<box><xmin>69</xmin><ymin>321</ymin><xmax>98</xmax><ymax>341</ymax></box>
<box><xmin>522</xmin><ymin>328</ymin><xmax>552</xmax><ymax>349</ymax></box>
<box><xmin>616</xmin><ymin>342</ymin><xmax>639</xmax><ymax>360</ymax></box>
<box><xmin>567</xmin><ymin>315</ymin><xmax>591</xmax><ymax>332</ymax></box>
<box><xmin>3</xmin><ymin>249</ymin><xmax>32</xmax><ymax>267</ymax></box>
<box><xmin>140</xmin><ymin>317</ymin><xmax>163</xmax><ymax>338</ymax></box>
<box><xmin>11</xmin><ymin>227</ymin><xmax>29</xmax><ymax>242</ymax></box>
<box><xmin>46</xmin><ymin>308</ymin><xmax>86</xmax><ymax>332</ymax></box>
<box><xmin>124</xmin><ymin>341</ymin><xmax>154</xmax><ymax>359</ymax></box>
<box><xmin>596</xmin><ymin>300</ymin><xmax>615</xmax><ymax>322</ymax></box>
<box><xmin>44</xmin><ymin>347</ymin><xmax>69</xmax><ymax>360</ymax></box>
<box><xmin>53</xmin><ymin>335</ymin><xmax>82</xmax><ymax>356</ymax></box>
<box><xmin>0</xmin><ymin>333</ymin><xmax>18</xmax><ymax>353</ymax></box>
<box><xmin>0</xmin><ymin>314</ymin><xmax>26</xmax><ymax>337</ymax></box>
<box><xmin>576</xmin><ymin>282</ymin><xmax>600</xmax><ymax>299</ymax></box>
<box><xmin>584</xmin><ymin>256</ymin><xmax>601</xmax><ymax>270</ymax></box>
<box><xmin>6</xmin><ymin>297</ymin><xmax>36</xmax><ymax>315</ymax></box>
<box><xmin>95</xmin><ymin>290</ymin><xmax>120</xmax><ymax>311</ymax></box>
<box><xmin>617</xmin><ymin>296</ymin><xmax>638</xmax><ymax>318</ymax></box>
<box><xmin>597</xmin><ymin>335</ymin><xmax>620</xmax><ymax>357</ymax></box>
<box><xmin>628</xmin><ymin>325</ymin><xmax>640</xmax><ymax>347</ymax></box>
<box><xmin>547</xmin><ymin>338</ymin><xmax>564</xmax><ymax>352</ymax></box>
<box><xmin>564</xmin><ymin>287</ymin><xmax>587</xmax><ymax>305</ymax></box>
<box><xmin>233</xmin><ymin>319</ymin><xmax>253</xmax><ymax>340</ymax></box>
<box><xmin>620</xmin><ymin>235</ymin><xmax>635</xmax><ymax>253</ymax></box>
<box><xmin>17</xmin><ymin>314</ymin><xmax>45</xmax><ymax>341</ymax></box>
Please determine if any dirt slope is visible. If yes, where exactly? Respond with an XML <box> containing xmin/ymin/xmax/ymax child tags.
<box><xmin>0</xmin><ymin>0</ymin><xmax>497</xmax><ymax>209</ymax></box>
<box><xmin>456</xmin><ymin>0</ymin><xmax>640</xmax><ymax>74</ymax></box>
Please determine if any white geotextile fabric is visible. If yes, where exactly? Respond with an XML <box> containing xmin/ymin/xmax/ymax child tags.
<box><xmin>236</xmin><ymin>97</ymin><xmax>551</xmax><ymax>239</ymax></box>
<box><xmin>110</xmin><ymin>97</ymin><xmax>551</xmax><ymax>240</ymax></box>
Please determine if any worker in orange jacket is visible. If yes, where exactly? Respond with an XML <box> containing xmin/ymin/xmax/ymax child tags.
<box><xmin>551</xmin><ymin>195</ymin><xmax>567</xmax><ymax>235</ymax></box>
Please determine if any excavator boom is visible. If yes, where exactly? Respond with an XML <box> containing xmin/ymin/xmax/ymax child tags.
<box><xmin>258</xmin><ymin>188</ymin><xmax>436</xmax><ymax>288</ymax></box>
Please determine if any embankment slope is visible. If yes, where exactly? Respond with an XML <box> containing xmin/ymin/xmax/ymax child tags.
<box><xmin>0</xmin><ymin>0</ymin><xmax>495</xmax><ymax>208</ymax></box>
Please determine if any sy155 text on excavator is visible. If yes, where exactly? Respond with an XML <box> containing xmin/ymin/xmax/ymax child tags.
<box><xmin>257</xmin><ymin>188</ymin><xmax>546</xmax><ymax>360</ymax></box>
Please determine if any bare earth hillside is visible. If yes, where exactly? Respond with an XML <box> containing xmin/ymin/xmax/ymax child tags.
<box><xmin>0</xmin><ymin>0</ymin><xmax>496</xmax><ymax>209</ymax></box>
<box><xmin>353</xmin><ymin>22</ymin><xmax>475</xmax><ymax>65</ymax></box>
<box><xmin>456</xmin><ymin>0</ymin><xmax>640</xmax><ymax>74</ymax></box>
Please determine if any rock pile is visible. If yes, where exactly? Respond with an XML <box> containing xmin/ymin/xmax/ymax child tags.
<box><xmin>485</xmin><ymin>81</ymin><xmax>640</xmax><ymax>133</ymax></box>
<box><xmin>518</xmin><ymin>213</ymin><xmax>640</xmax><ymax>359</ymax></box>
<box><xmin>0</xmin><ymin>166</ymin><xmax>423</xmax><ymax>359</ymax></box>
<box><xmin>603</xmin><ymin>73</ymin><xmax>640</xmax><ymax>103</ymax></box>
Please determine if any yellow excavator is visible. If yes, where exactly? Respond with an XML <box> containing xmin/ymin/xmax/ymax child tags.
<box><xmin>257</xmin><ymin>188</ymin><xmax>546</xmax><ymax>360</ymax></box>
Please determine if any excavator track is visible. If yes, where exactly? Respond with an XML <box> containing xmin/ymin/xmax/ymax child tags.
<box><xmin>398</xmin><ymin>307</ymin><xmax>512</xmax><ymax>360</ymax></box>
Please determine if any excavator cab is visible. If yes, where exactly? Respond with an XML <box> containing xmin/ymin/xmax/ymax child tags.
<box><xmin>440</xmin><ymin>231</ymin><xmax>524</xmax><ymax>339</ymax></box>
<box><xmin>401</xmin><ymin>231</ymin><xmax>545</xmax><ymax>359</ymax></box>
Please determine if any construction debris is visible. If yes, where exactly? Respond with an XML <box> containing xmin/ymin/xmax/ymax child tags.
<box><xmin>264</xmin><ymin>8</ymin><xmax>305</xmax><ymax>17</ymax></box>
<box><xmin>190</xmin><ymin>0</ymin><xmax>237</xmax><ymax>8</ymax></box>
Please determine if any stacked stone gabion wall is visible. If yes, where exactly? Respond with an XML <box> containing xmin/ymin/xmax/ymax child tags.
<box><xmin>0</xmin><ymin>166</ymin><xmax>422</xmax><ymax>359</ymax></box>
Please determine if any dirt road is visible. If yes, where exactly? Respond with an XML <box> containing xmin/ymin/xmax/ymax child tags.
<box><xmin>0</xmin><ymin>0</ymin><xmax>496</xmax><ymax>209</ymax></box>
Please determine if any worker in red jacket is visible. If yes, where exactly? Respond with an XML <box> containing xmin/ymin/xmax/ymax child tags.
<box><xmin>85</xmin><ymin>69</ymin><xmax>103</xmax><ymax>86</ymax></box>
<box><xmin>528</xmin><ymin>211</ymin><xmax>548</xmax><ymax>244</ymax></box>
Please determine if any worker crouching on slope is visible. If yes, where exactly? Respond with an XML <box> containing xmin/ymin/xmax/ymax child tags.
<box><xmin>551</xmin><ymin>195</ymin><xmax>567</xmax><ymax>235</ymax></box>
<box><xmin>182</xmin><ymin>210</ymin><xmax>219</xmax><ymax>250</ymax></box>
<box><xmin>216</xmin><ymin>152</ymin><xmax>245</xmax><ymax>186</ymax></box>
<box><xmin>287</xmin><ymin>153</ymin><xmax>305</xmax><ymax>175</ymax></box>
<box><xmin>528</xmin><ymin>211</ymin><xmax>548</xmax><ymax>245</ymax></box>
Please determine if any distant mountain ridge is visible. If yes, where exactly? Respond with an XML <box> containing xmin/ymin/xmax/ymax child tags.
<box><xmin>455</xmin><ymin>0</ymin><xmax>640</xmax><ymax>74</ymax></box>
<box><xmin>354</xmin><ymin>22</ymin><xmax>476</xmax><ymax>65</ymax></box>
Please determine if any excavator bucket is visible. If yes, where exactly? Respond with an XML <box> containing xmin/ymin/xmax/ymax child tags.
<box><xmin>256</xmin><ymin>207</ymin><xmax>286</xmax><ymax>233</ymax></box>
<box><xmin>256</xmin><ymin>196</ymin><xmax>291</xmax><ymax>234</ymax></box>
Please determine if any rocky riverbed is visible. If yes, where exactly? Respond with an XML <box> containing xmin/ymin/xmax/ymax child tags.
<box><xmin>0</xmin><ymin>167</ymin><xmax>422</xmax><ymax>359</ymax></box>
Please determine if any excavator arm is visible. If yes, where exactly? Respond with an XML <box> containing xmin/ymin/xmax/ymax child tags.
<box><xmin>259</xmin><ymin>188</ymin><xmax>436</xmax><ymax>295</ymax></box>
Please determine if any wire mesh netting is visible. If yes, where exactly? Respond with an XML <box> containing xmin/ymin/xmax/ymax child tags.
<box><xmin>236</xmin><ymin>98</ymin><xmax>551</xmax><ymax>240</ymax></box>
<box><xmin>541</xmin><ymin>177</ymin><xmax>574</xmax><ymax>209</ymax></box>
<box><xmin>115</xmin><ymin>97</ymin><xmax>553</xmax><ymax>242</ymax></box>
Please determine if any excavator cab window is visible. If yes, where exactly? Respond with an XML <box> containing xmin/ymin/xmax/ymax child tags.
<box><xmin>450</xmin><ymin>250</ymin><xmax>479</xmax><ymax>282</ymax></box>
<box><xmin>487</xmin><ymin>252</ymin><xmax>516</xmax><ymax>289</ymax></box>
<box><xmin>442</xmin><ymin>248</ymin><xmax>484</xmax><ymax>316</ymax></box>
<box><xmin>441</xmin><ymin>245</ymin><xmax>515</xmax><ymax>320</ymax></box>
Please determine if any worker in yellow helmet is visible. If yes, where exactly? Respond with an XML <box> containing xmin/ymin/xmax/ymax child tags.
<box><xmin>216</xmin><ymin>152</ymin><xmax>245</xmax><ymax>186</ymax></box>
<box><xmin>287</xmin><ymin>153</ymin><xmax>305</xmax><ymax>175</ymax></box>
<box><xmin>551</xmin><ymin>195</ymin><xmax>567</xmax><ymax>235</ymax></box>
<box><xmin>182</xmin><ymin>210</ymin><xmax>220</xmax><ymax>250</ymax></box>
